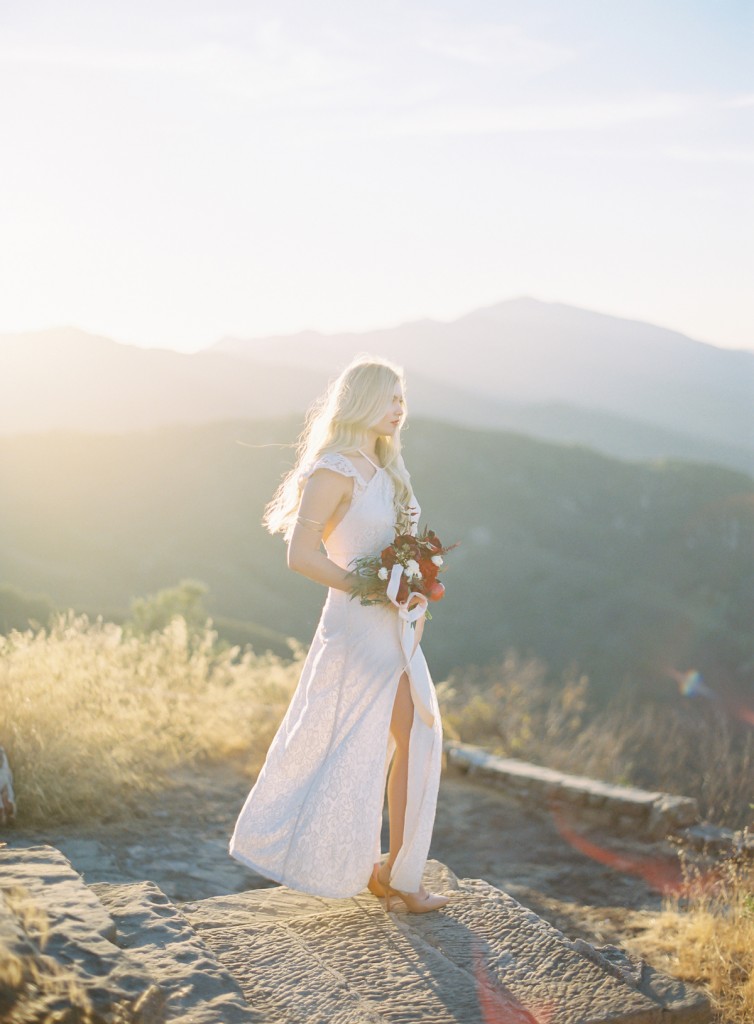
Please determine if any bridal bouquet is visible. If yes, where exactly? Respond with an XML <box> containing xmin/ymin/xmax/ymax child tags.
<box><xmin>348</xmin><ymin>525</ymin><xmax>458</xmax><ymax>618</ymax></box>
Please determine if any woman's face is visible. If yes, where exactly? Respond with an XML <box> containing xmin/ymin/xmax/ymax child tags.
<box><xmin>370</xmin><ymin>382</ymin><xmax>405</xmax><ymax>437</ymax></box>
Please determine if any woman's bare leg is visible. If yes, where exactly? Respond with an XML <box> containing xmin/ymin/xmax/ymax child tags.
<box><xmin>383</xmin><ymin>670</ymin><xmax>427</xmax><ymax>895</ymax></box>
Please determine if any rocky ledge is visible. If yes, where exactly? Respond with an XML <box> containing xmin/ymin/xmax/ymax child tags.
<box><xmin>0</xmin><ymin>843</ymin><xmax>711</xmax><ymax>1023</ymax></box>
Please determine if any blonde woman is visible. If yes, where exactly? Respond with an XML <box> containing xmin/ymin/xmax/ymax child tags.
<box><xmin>229</xmin><ymin>355</ymin><xmax>450</xmax><ymax>913</ymax></box>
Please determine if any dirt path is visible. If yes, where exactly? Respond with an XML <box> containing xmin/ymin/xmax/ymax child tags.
<box><xmin>4</xmin><ymin>761</ymin><xmax>673</xmax><ymax>948</ymax></box>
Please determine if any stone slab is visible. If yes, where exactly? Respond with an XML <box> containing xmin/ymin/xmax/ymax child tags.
<box><xmin>0</xmin><ymin>885</ymin><xmax>38</xmax><ymax>961</ymax></box>
<box><xmin>0</xmin><ymin>842</ymin><xmax>116</xmax><ymax>941</ymax></box>
<box><xmin>183</xmin><ymin>859</ymin><xmax>711</xmax><ymax>1024</ymax></box>
<box><xmin>187</xmin><ymin>894</ymin><xmax>514</xmax><ymax>1024</ymax></box>
<box><xmin>580</xmin><ymin>944</ymin><xmax>712</xmax><ymax>1024</ymax></box>
<box><xmin>0</xmin><ymin>845</ymin><xmax>164</xmax><ymax>1019</ymax></box>
<box><xmin>392</xmin><ymin>877</ymin><xmax>670</xmax><ymax>1024</ymax></box>
<box><xmin>91</xmin><ymin>881</ymin><xmax>258</xmax><ymax>1023</ymax></box>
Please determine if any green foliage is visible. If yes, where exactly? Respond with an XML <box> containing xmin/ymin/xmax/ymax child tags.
<box><xmin>0</xmin><ymin>584</ymin><xmax>55</xmax><ymax>634</ymax></box>
<box><xmin>125</xmin><ymin>578</ymin><xmax>210</xmax><ymax>638</ymax></box>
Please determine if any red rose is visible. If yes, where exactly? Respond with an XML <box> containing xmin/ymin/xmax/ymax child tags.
<box><xmin>381</xmin><ymin>546</ymin><xmax>397</xmax><ymax>568</ymax></box>
<box><xmin>418</xmin><ymin>557</ymin><xmax>438</xmax><ymax>581</ymax></box>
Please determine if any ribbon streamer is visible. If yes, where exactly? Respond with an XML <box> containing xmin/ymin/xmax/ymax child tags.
<box><xmin>385</xmin><ymin>564</ymin><xmax>435</xmax><ymax>728</ymax></box>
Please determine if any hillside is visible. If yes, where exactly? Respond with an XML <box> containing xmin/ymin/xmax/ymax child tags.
<box><xmin>1</xmin><ymin>417</ymin><xmax>751</xmax><ymax>698</ymax></box>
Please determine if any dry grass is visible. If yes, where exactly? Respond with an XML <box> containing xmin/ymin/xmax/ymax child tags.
<box><xmin>631</xmin><ymin>849</ymin><xmax>754</xmax><ymax>1024</ymax></box>
<box><xmin>0</xmin><ymin>610</ymin><xmax>302</xmax><ymax>825</ymax></box>
<box><xmin>438</xmin><ymin>651</ymin><xmax>595</xmax><ymax>758</ymax></box>
<box><xmin>438</xmin><ymin>652</ymin><xmax>754</xmax><ymax>829</ymax></box>
<box><xmin>4</xmin><ymin>617</ymin><xmax>749</xmax><ymax>833</ymax></box>
<box><xmin>3</xmin><ymin>617</ymin><xmax>753</xmax><ymax>1019</ymax></box>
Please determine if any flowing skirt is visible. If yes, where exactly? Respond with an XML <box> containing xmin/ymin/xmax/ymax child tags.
<box><xmin>229</xmin><ymin>587</ymin><xmax>443</xmax><ymax>897</ymax></box>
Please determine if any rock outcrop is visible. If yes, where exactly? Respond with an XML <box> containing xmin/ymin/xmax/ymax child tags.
<box><xmin>0</xmin><ymin>843</ymin><xmax>711</xmax><ymax>1023</ymax></box>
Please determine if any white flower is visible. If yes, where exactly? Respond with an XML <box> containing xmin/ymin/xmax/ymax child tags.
<box><xmin>431</xmin><ymin>554</ymin><xmax>444</xmax><ymax>567</ymax></box>
<box><xmin>404</xmin><ymin>559</ymin><xmax>422</xmax><ymax>579</ymax></box>
<box><xmin>377</xmin><ymin>566</ymin><xmax>389</xmax><ymax>581</ymax></box>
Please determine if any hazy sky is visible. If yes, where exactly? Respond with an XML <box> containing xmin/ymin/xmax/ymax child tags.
<box><xmin>1</xmin><ymin>0</ymin><xmax>752</xmax><ymax>352</ymax></box>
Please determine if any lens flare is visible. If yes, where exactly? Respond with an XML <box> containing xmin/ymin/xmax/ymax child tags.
<box><xmin>549</xmin><ymin>804</ymin><xmax>725</xmax><ymax>898</ymax></box>
<box><xmin>664</xmin><ymin>666</ymin><xmax>754</xmax><ymax>728</ymax></box>
<box><xmin>678</xmin><ymin>669</ymin><xmax>714</xmax><ymax>698</ymax></box>
<box><xmin>470</xmin><ymin>933</ymin><xmax>556</xmax><ymax>1023</ymax></box>
<box><xmin>549</xmin><ymin>804</ymin><xmax>684</xmax><ymax>894</ymax></box>
<box><xmin>731</xmin><ymin>700</ymin><xmax>754</xmax><ymax>727</ymax></box>
<box><xmin>665</xmin><ymin>665</ymin><xmax>714</xmax><ymax>699</ymax></box>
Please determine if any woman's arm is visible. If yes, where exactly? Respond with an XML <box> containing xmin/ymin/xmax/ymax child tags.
<box><xmin>287</xmin><ymin>469</ymin><xmax>355</xmax><ymax>592</ymax></box>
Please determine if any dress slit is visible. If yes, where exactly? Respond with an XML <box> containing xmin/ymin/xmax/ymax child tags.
<box><xmin>384</xmin><ymin>658</ymin><xmax>431</xmax><ymax>890</ymax></box>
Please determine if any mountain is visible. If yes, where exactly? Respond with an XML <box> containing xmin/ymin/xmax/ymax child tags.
<box><xmin>1</xmin><ymin>417</ymin><xmax>751</xmax><ymax>699</ymax></box>
<box><xmin>215</xmin><ymin>297</ymin><xmax>754</xmax><ymax>471</ymax></box>
<box><xmin>2</xmin><ymin>297</ymin><xmax>752</xmax><ymax>474</ymax></box>
<box><xmin>0</xmin><ymin>327</ymin><xmax>322</xmax><ymax>433</ymax></box>
<box><xmin>0</xmin><ymin>326</ymin><xmax>528</xmax><ymax>440</ymax></box>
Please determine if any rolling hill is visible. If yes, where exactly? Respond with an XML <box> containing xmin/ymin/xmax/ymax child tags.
<box><xmin>1</xmin><ymin>417</ymin><xmax>751</xmax><ymax>700</ymax></box>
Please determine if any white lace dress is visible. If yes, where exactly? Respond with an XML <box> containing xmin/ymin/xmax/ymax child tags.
<box><xmin>229</xmin><ymin>452</ymin><xmax>444</xmax><ymax>897</ymax></box>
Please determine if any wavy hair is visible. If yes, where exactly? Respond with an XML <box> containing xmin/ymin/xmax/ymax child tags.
<box><xmin>263</xmin><ymin>355</ymin><xmax>414</xmax><ymax>541</ymax></box>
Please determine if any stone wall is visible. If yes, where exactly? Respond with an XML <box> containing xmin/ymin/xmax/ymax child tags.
<box><xmin>444</xmin><ymin>740</ymin><xmax>699</xmax><ymax>839</ymax></box>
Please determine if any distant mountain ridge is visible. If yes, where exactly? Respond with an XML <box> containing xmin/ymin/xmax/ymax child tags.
<box><xmin>0</xmin><ymin>326</ymin><xmax>323</xmax><ymax>433</ymax></box>
<box><xmin>2</xmin><ymin>298</ymin><xmax>752</xmax><ymax>473</ymax></box>
<box><xmin>214</xmin><ymin>297</ymin><xmax>754</xmax><ymax>464</ymax></box>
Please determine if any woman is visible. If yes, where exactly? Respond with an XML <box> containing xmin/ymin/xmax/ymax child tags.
<box><xmin>229</xmin><ymin>355</ymin><xmax>450</xmax><ymax>913</ymax></box>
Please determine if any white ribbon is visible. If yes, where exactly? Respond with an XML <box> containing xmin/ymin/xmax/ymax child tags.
<box><xmin>385</xmin><ymin>564</ymin><xmax>435</xmax><ymax>728</ymax></box>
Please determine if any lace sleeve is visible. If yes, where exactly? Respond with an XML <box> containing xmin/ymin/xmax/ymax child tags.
<box><xmin>297</xmin><ymin>453</ymin><xmax>363</xmax><ymax>492</ymax></box>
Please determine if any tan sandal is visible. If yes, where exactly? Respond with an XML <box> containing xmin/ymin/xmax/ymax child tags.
<box><xmin>376</xmin><ymin>860</ymin><xmax>450</xmax><ymax>914</ymax></box>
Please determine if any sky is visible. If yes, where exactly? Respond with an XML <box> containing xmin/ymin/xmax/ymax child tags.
<box><xmin>1</xmin><ymin>0</ymin><xmax>752</xmax><ymax>353</ymax></box>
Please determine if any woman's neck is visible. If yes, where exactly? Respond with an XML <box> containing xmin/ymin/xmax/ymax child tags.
<box><xmin>361</xmin><ymin>431</ymin><xmax>380</xmax><ymax>458</ymax></box>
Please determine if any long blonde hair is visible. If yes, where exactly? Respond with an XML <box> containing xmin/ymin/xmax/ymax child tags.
<box><xmin>263</xmin><ymin>355</ymin><xmax>414</xmax><ymax>541</ymax></box>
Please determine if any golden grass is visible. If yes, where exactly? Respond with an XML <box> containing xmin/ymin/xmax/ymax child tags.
<box><xmin>3</xmin><ymin>613</ymin><xmax>753</xmax><ymax>1020</ymax></box>
<box><xmin>631</xmin><ymin>850</ymin><xmax>754</xmax><ymax>1024</ymax></box>
<box><xmin>1</xmin><ymin>610</ymin><xmax>302</xmax><ymax>825</ymax></box>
